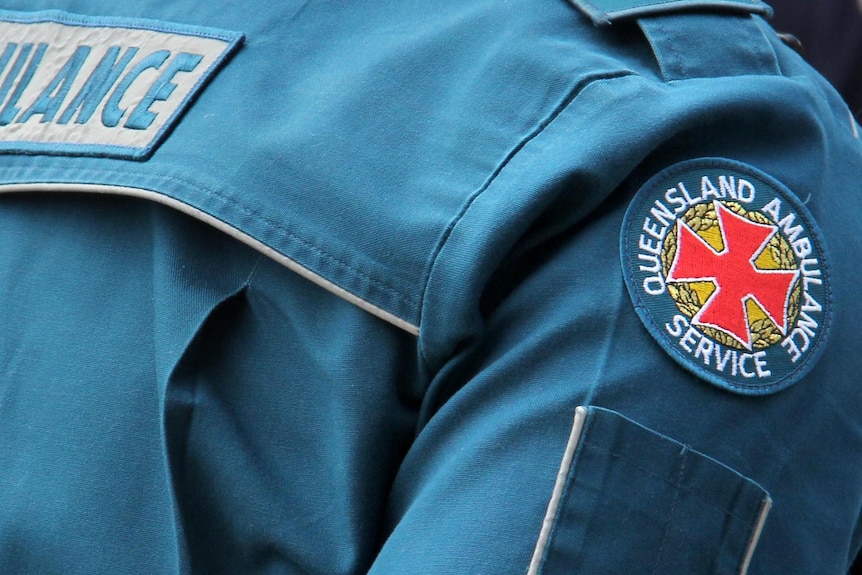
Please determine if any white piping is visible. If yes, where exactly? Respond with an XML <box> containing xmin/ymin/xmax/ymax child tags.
<box><xmin>0</xmin><ymin>182</ymin><xmax>420</xmax><ymax>336</ymax></box>
<box><xmin>739</xmin><ymin>495</ymin><xmax>772</xmax><ymax>575</ymax></box>
<box><xmin>526</xmin><ymin>406</ymin><xmax>589</xmax><ymax>575</ymax></box>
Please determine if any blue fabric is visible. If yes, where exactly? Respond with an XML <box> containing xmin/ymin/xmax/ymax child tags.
<box><xmin>638</xmin><ymin>13</ymin><xmax>780</xmax><ymax>80</ymax></box>
<box><xmin>568</xmin><ymin>0</ymin><xmax>771</xmax><ymax>25</ymax></box>
<box><xmin>0</xmin><ymin>1</ymin><xmax>859</xmax><ymax>574</ymax></box>
<box><xmin>0</xmin><ymin>9</ymin><xmax>243</xmax><ymax>158</ymax></box>
<box><xmin>539</xmin><ymin>407</ymin><xmax>769</xmax><ymax>574</ymax></box>
<box><xmin>769</xmin><ymin>0</ymin><xmax>862</xmax><ymax>121</ymax></box>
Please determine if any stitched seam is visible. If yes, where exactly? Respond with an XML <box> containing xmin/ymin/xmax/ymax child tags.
<box><xmin>650</xmin><ymin>447</ymin><xmax>687</xmax><ymax>575</ymax></box>
<box><xmin>242</xmin><ymin>253</ymin><xmax>266</xmax><ymax>289</ymax></box>
<box><xmin>0</xmin><ymin>167</ymin><xmax>418</xmax><ymax>308</ymax></box>
<box><xmin>417</xmin><ymin>69</ymin><xmax>637</xmax><ymax>367</ymax></box>
<box><xmin>597</xmin><ymin>0</ymin><xmax>771</xmax><ymax>23</ymax></box>
<box><xmin>572</xmin><ymin>0</ymin><xmax>612</xmax><ymax>24</ymax></box>
<box><xmin>643</xmin><ymin>21</ymin><xmax>688</xmax><ymax>81</ymax></box>
<box><xmin>0</xmin><ymin>9</ymin><xmax>242</xmax><ymax>41</ymax></box>
<box><xmin>583</xmin><ymin>440</ymin><xmax>759</xmax><ymax>526</ymax></box>
<box><xmin>608</xmin><ymin>0</ymin><xmax>760</xmax><ymax>11</ymax></box>
<box><xmin>664</xmin><ymin>27</ymin><xmax>687</xmax><ymax>80</ymax></box>
<box><xmin>750</xmin><ymin>15</ymin><xmax>782</xmax><ymax>76</ymax></box>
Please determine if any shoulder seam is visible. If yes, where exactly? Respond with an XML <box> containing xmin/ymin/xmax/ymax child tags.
<box><xmin>0</xmin><ymin>181</ymin><xmax>421</xmax><ymax>335</ymax></box>
<box><xmin>418</xmin><ymin>70</ymin><xmax>638</xmax><ymax>364</ymax></box>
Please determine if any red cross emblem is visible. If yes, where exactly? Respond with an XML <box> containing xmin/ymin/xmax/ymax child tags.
<box><xmin>667</xmin><ymin>201</ymin><xmax>800</xmax><ymax>349</ymax></box>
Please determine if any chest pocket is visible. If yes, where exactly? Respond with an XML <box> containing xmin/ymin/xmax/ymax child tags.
<box><xmin>530</xmin><ymin>407</ymin><xmax>771</xmax><ymax>575</ymax></box>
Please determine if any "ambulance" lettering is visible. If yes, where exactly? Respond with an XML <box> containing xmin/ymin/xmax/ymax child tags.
<box><xmin>0</xmin><ymin>42</ymin><xmax>202</xmax><ymax>131</ymax></box>
<box><xmin>0</xmin><ymin>13</ymin><xmax>242</xmax><ymax>158</ymax></box>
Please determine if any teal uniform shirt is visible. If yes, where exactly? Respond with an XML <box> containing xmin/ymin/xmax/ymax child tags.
<box><xmin>0</xmin><ymin>1</ymin><xmax>860</xmax><ymax>574</ymax></box>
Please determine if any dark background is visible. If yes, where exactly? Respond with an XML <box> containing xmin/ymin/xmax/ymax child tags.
<box><xmin>766</xmin><ymin>1</ymin><xmax>862</xmax><ymax>572</ymax></box>
<box><xmin>769</xmin><ymin>0</ymin><xmax>862</xmax><ymax>121</ymax></box>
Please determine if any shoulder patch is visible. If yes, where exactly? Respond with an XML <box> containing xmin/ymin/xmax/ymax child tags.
<box><xmin>0</xmin><ymin>10</ymin><xmax>243</xmax><ymax>159</ymax></box>
<box><xmin>620</xmin><ymin>158</ymin><xmax>832</xmax><ymax>395</ymax></box>
<box><xmin>568</xmin><ymin>0</ymin><xmax>772</xmax><ymax>25</ymax></box>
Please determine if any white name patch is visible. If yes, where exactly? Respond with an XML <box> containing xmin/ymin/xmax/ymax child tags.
<box><xmin>0</xmin><ymin>10</ymin><xmax>243</xmax><ymax>159</ymax></box>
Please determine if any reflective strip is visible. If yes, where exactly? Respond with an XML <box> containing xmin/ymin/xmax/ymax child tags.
<box><xmin>526</xmin><ymin>406</ymin><xmax>588</xmax><ymax>575</ymax></box>
<box><xmin>0</xmin><ymin>11</ymin><xmax>242</xmax><ymax>159</ymax></box>
<box><xmin>0</xmin><ymin>182</ymin><xmax>420</xmax><ymax>336</ymax></box>
<box><xmin>739</xmin><ymin>495</ymin><xmax>772</xmax><ymax>575</ymax></box>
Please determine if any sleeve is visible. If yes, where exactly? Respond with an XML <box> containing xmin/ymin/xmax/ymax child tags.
<box><xmin>370</xmin><ymin>195</ymin><xmax>781</xmax><ymax>575</ymax></box>
<box><xmin>368</xmin><ymin>11</ymin><xmax>862</xmax><ymax>575</ymax></box>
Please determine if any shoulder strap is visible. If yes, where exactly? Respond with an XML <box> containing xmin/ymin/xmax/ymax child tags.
<box><xmin>569</xmin><ymin>0</ymin><xmax>781</xmax><ymax>81</ymax></box>
<box><xmin>638</xmin><ymin>12</ymin><xmax>780</xmax><ymax>80</ymax></box>
<box><xmin>567</xmin><ymin>0</ymin><xmax>772</xmax><ymax>26</ymax></box>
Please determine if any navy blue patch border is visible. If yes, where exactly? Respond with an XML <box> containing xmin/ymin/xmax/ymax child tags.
<box><xmin>0</xmin><ymin>10</ymin><xmax>244</xmax><ymax>160</ymax></box>
<box><xmin>620</xmin><ymin>158</ymin><xmax>833</xmax><ymax>395</ymax></box>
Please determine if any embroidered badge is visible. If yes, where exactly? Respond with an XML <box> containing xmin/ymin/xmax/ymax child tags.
<box><xmin>620</xmin><ymin>158</ymin><xmax>831</xmax><ymax>395</ymax></box>
<box><xmin>0</xmin><ymin>10</ymin><xmax>243</xmax><ymax>159</ymax></box>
